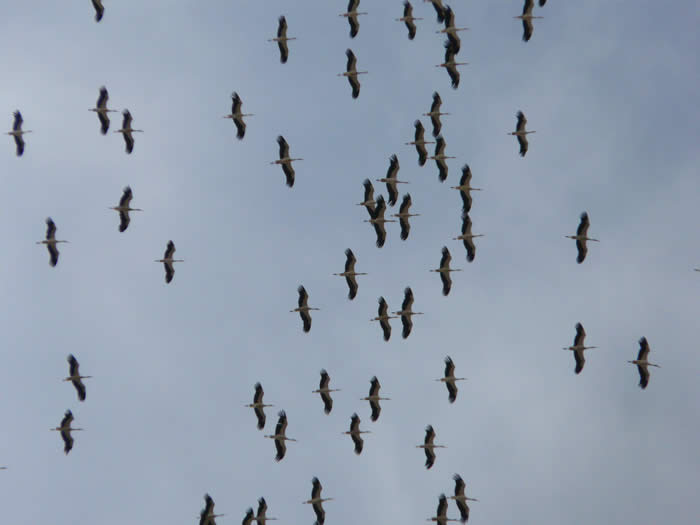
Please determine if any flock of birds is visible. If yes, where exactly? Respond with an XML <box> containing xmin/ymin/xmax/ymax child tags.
<box><xmin>3</xmin><ymin>2</ymin><xmax>694</xmax><ymax>525</ymax></box>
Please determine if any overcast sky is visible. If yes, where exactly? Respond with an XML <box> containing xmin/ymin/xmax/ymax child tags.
<box><xmin>1</xmin><ymin>1</ymin><xmax>698</xmax><ymax>524</ymax></box>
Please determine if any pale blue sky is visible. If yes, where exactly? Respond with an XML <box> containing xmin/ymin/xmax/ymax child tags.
<box><xmin>1</xmin><ymin>1</ymin><xmax>698</xmax><ymax>524</ymax></box>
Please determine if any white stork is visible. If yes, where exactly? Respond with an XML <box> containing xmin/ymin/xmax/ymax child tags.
<box><xmin>451</xmin><ymin>164</ymin><xmax>481</xmax><ymax>215</ymax></box>
<box><xmin>264</xmin><ymin>410</ymin><xmax>297</xmax><ymax>461</ymax></box>
<box><xmin>436</xmin><ymin>41</ymin><xmax>467</xmax><ymax>89</ymax></box>
<box><xmin>424</xmin><ymin>92</ymin><xmax>449</xmax><ymax>138</ymax></box>
<box><xmin>361</xmin><ymin>376</ymin><xmax>390</xmax><ymax>422</ymax></box>
<box><xmin>565</xmin><ymin>212</ymin><xmax>599</xmax><ymax>264</ymax></box>
<box><xmin>357</xmin><ymin>178</ymin><xmax>376</xmax><ymax>216</ymax></box>
<box><xmin>50</xmin><ymin>410</ymin><xmax>83</xmax><ymax>455</ymax></box>
<box><xmin>255</xmin><ymin>497</ymin><xmax>277</xmax><ymax>525</ymax></box>
<box><xmin>435</xmin><ymin>356</ymin><xmax>466</xmax><ymax>403</ymax></box>
<box><xmin>370</xmin><ymin>297</ymin><xmax>397</xmax><ymax>342</ymax></box>
<box><xmin>241</xmin><ymin>508</ymin><xmax>255</xmax><ymax>525</ymax></box>
<box><xmin>628</xmin><ymin>337</ymin><xmax>661</xmax><ymax>389</ymax></box>
<box><xmin>64</xmin><ymin>354</ymin><xmax>91</xmax><ymax>402</ymax></box>
<box><xmin>245</xmin><ymin>382</ymin><xmax>274</xmax><ymax>430</ymax></box>
<box><xmin>109</xmin><ymin>186</ymin><xmax>142</xmax><ymax>232</ymax></box>
<box><xmin>364</xmin><ymin>195</ymin><xmax>396</xmax><ymax>248</ymax></box>
<box><xmin>270</xmin><ymin>135</ymin><xmax>302</xmax><ymax>188</ymax></box>
<box><xmin>406</xmin><ymin>120</ymin><xmax>434</xmax><ymax>166</ymax></box>
<box><xmin>333</xmin><ymin>248</ymin><xmax>367</xmax><ymax>300</ymax></box>
<box><xmin>268</xmin><ymin>16</ymin><xmax>295</xmax><ymax>63</ymax></box>
<box><xmin>515</xmin><ymin>0</ymin><xmax>544</xmax><ymax>42</ymax></box>
<box><xmin>508</xmin><ymin>111</ymin><xmax>535</xmax><ymax>157</ymax></box>
<box><xmin>89</xmin><ymin>86</ymin><xmax>117</xmax><ymax>134</ymax></box>
<box><xmin>91</xmin><ymin>0</ymin><xmax>104</xmax><ymax>22</ymax></box>
<box><xmin>429</xmin><ymin>136</ymin><xmax>456</xmax><ymax>182</ymax></box>
<box><xmin>303</xmin><ymin>477</ymin><xmax>333</xmax><ymax>524</ymax></box>
<box><xmin>437</xmin><ymin>6</ymin><xmax>469</xmax><ymax>55</ymax></box>
<box><xmin>449</xmin><ymin>474</ymin><xmax>478</xmax><ymax>523</ymax></box>
<box><xmin>313</xmin><ymin>369</ymin><xmax>340</xmax><ymax>414</ymax></box>
<box><xmin>6</xmin><ymin>111</ymin><xmax>31</xmax><ymax>156</ymax></box>
<box><xmin>154</xmin><ymin>241</ymin><xmax>183</xmax><ymax>284</ymax></box>
<box><xmin>343</xmin><ymin>413</ymin><xmax>371</xmax><ymax>455</ymax></box>
<box><xmin>114</xmin><ymin>109</ymin><xmax>143</xmax><ymax>154</ymax></box>
<box><xmin>36</xmin><ymin>218</ymin><xmax>69</xmax><ymax>267</ymax></box>
<box><xmin>338</xmin><ymin>49</ymin><xmax>367</xmax><ymax>99</ymax></box>
<box><xmin>453</xmin><ymin>213</ymin><xmax>483</xmax><ymax>262</ymax></box>
<box><xmin>339</xmin><ymin>0</ymin><xmax>367</xmax><ymax>39</ymax></box>
<box><xmin>425</xmin><ymin>0</ymin><xmax>446</xmax><ymax>23</ymax></box>
<box><xmin>396</xmin><ymin>1</ymin><xmax>422</xmax><ymax>40</ymax></box>
<box><xmin>417</xmin><ymin>425</ymin><xmax>446</xmax><ymax>469</ymax></box>
<box><xmin>427</xmin><ymin>494</ymin><xmax>460</xmax><ymax>524</ymax></box>
<box><xmin>563</xmin><ymin>322</ymin><xmax>598</xmax><ymax>374</ymax></box>
<box><xmin>199</xmin><ymin>494</ymin><xmax>225</xmax><ymax>525</ymax></box>
<box><xmin>393</xmin><ymin>286</ymin><xmax>423</xmax><ymax>339</ymax></box>
<box><xmin>223</xmin><ymin>92</ymin><xmax>253</xmax><ymax>140</ymax></box>
<box><xmin>290</xmin><ymin>285</ymin><xmax>319</xmax><ymax>333</ymax></box>
<box><xmin>393</xmin><ymin>193</ymin><xmax>420</xmax><ymax>241</ymax></box>
<box><xmin>376</xmin><ymin>154</ymin><xmax>408</xmax><ymax>207</ymax></box>
<box><xmin>430</xmin><ymin>247</ymin><xmax>462</xmax><ymax>296</ymax></box>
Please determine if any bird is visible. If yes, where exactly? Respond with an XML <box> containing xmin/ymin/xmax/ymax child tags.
<box><xmin>339</xmin><ymin>0</ymin><xmax>367</xmax><ymax>38</ymax></box>
<box><xmin>424</xmin><ymin>92</ymin><xmax>449</xmax><ymax>138</ymax></box>
<box><xmin>91</xmin><ymin>0</ymin><xmax>104</xmax><ymax>22</ymax></box>
<box><xmin>364</xmin><ymin>195</ymin><xmax>396</xmax><ymax>248</ymax></box>
<box><xmin>109</xmin><ymin>186</ymin><xmax>142</xmax><ymax>232</ymax></box>
<box><xmin>114</xmin><ymin>110</ymin><xmax>143</xmax><ymax>154</ymax></box>
<box><xmin>449</xmin><ymin>474</ymin><xmax>479</xmax><ymax>523</ymax></box>
<box><xmin>265</xmin><ymin>410</ymin><xmax>297</xmax><ymax>461</ymax></box>
<box><xmin>451</xmin><ymin>164</ymin><xmax>481</xmax><ymax>214</ymax></box>
<box><xmin>50</xmin><ymin>410</ymin><xmax>83</xmax><ymax>455</ymax></box>
<box><xmin>241</xmin><ymin>508</ymin><xmax>256</xmax><ymax>525</ymax></box>
<box><xmin>270</xmin><ymin>135</ymin><xmax>302</xmax><ymax>187</ymax></box>
<box><xmin>312</xmin><ymin>369</ymin><xmax>340</xmax><ymax>414</ymax></box>
<box><xmin>515</xmin><ymin>0</ymin><xmax>544</xmax><ymax>42</ymax></box>
<box><xmin>425</xmin><ymin>0</ymin><xmax>446</xmax><ymax>23</ymax></box>
<box><xmin>356</xmin><ymin>178</ymin><xmax>376</xmax><ymax>216</ymax></box>
<box><xmin>199</xmin><ymin>494</ymin><xmax>225</xmax><ymax>525</ymax></box>
<box><xmin>376</xmin><ymin>154</ymin><xmax>408</xmax><ymax>207</ymax></box>
<box><xmin>36</xmin><ymin>218</ymin><xmax>69</xmax><ymax>267</ymax></box>
<box><xmin>508</xmin><ymin>111</ymin><xmax>535</xmax><ymax>157</ymax></box>
<box><xmin>396</xmin><ymin>1</ymin><xmax>422</xmax><ymax>40</ymax></box>
<box><xmin>563</xmin><ymin>322</ymin><xmax>598</xmax><ymax>374</ymax></box>
<box><xmin>427</xmin><ymin>493</ymin><xmax>460</xmax><ymax>524</ymax></box>
<box><xmin>64</xmin><ymin>354</ymin><xmax>91</xmax><ymax>402</ymax></box>
<box><xmin>290</xmin><ymin>285</ymin><xmax>319</xmax><ymax>333</ymax></box>
<box><xmin>429</xmin><ymin>136</ymin><xmax>456</xmax><ymax>183</ymax></box>
<box><xmin>268</xmin><ymin>16</ymin><xmax>295</xmax><ymax>63</ymax></box>
<box><xmin>565</xmin><ymin>212</ymin><xmax>599</xmax><ymax>264</ymax></box>
<box><xmin>436</xmin><ymin>41</ymin><xmax>467</xmax><ymax>89</ymax></box>
<box><xmin>405</xmin><ymin>120</ymin><xmax>434</xmax><ymax>166</ymax></box>
<box><xmin>454</xmin><ymin>213</ymin><xmax>483</xmax><ymax>262</ymax></box>
<box><xmin>6</xmin><ymin>111</ymin><xmax>31</xmax><ymax>156</ymax></box>
<box><xmin>333</xmin><ymin>248</ymin><xmax>367</xmax><ymax>300</ymax></box>
<box><xmin>393</xmin><ymin>286</ymin><xmax>423</xmax><ymax>339</ymax></box>
<box><xmin>417</xmin><ymin>425</ymin><xmax>446</xmax><ymax>469</ymax></box>
<box><xmin>362</xmin><ymin>376</ymin><xmax>390</xmax><ymax>422</ymax></box>
<box><xmin>430</xmin><ymin>247</ymin><xmax>462</xmax><ymax>296</ymax></box>
<box><xmin>370</xmin><ymin>297</ymin><xmax>397</xmax><ymax>342</ymax></box>
<box><xmin>223</xmin><ymin>92</ymin><xmax>253</xmax><ymax>140</ymax></box>
<box><xmin>245</xmin><ymin>382</ymin><xmax>274</xmax><ymax>430</ymax></box>
<box><xmin>435</xmin><ymin>356</ymin><xmax>466</xmax><ymax>403</ymax></box>
<box><xmin>343</xmin><ymin>413</ymin><xmax>371</xmax><ymax>455</ymax></box>
<box><xmin>255</xmin><ymin>497</ymin><xmax>277</xmax><ymax>525</ymax></box>
<box><xmin>303</xmin><ymin>477</ymin><xmax>334</xmax><ymax>525</ymax></box>
<box><xmin>392</xmin><ymin>193</ymin><xmax>420</xmax><ymax>241</ymax></box>
<box><xmin>628</xmin><ymin>337</ymin><xmax>661</xmax><ymax>389</ymax></box>
<box><xmin>154</xmin><ymin>241</ymin><xmax>183</xmax><ymax>284</ymax></box>
<box><xmin>338</xmin><ymin>49</ymin><xmax>367</xmax><ymax>99</ymax></box>
<box><xmin>437</xmin><ymin>6</ymin><xmax>469</xmax><ymax>55</ymax></box>
<box><xmin>89</xmin><ymin>86</ymin><xmax>117</xmax><ymax>134</ymax></box>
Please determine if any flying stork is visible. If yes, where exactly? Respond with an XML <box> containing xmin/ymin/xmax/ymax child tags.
<box><xmin>109</xmin><ymin>186</ymin><xmax>142</xmax><ymax>232</ymax></box>
<box><xmin>508</xmin><ymin>111</ymin><xmax>535</xmax><ymax>157</ymax></box>
<box><xmin>396</xmin><ymin>1</ymin><xmax>422</xmax><ymax>40</ymax></box>
<box><xmin>245</xmin><ymin>382</ymin><xmax>274</xmax><ymax>430</ymax></box>
<box><xmin>356</xmin><ymin>178</ymin><xmax>376</xmax><ymax>216</ymax></box>
<box><xmin>364</xmin><ymin>194</ymin><xmax>396</xmax><ymax>248</ymax></box>
<box><xmin>6</xmin><ymin>111</ymin><xmax>31</xmax><ymax>156</ymax></box>
<box><xmin>427</xmin><ymin>494</ymin><xmax>460</xmax><ymax>524</ymax></box>
<box><xmin>223</xmin><ymin>92</ymin><xmax>253</xmax><ymax>140</ymax></box>
<box><xmin>91</xmin><ymin>0</ymin><xmax>104</xmax><ymax>22</ymax></box>
<box><xmin>339</xmin><ymin>0</ymin><xmax>367</xmax><ymax>39</ymax></box>
<box><xmin>154</xmin><ymin>241</ymin><xmax>183</xmax><ymax>284</ymax></box>
<box><xmin>361</xmin><ymin>376</ymin><xmax>390</xmax><ymax>422</ymax></box>
<box><xmin>515</xmin><ymin>0</ymin><xmax>544</xmax><ymax>42</ymax></box>
<box><xmin>563</xmin><ymin>322</ymin><xmax>598</xmax><ymax>374</ymax></box>
<box><xmin>435</xmin><ymin>356</ymin><xmax>466</xmax><ymax>403</ymax></box>
<box><xmin>628</xmin><ymin>337</ymin><xmax>661</xmax><ymax>389</ymax></box>
<box><xmin>338</xmin><ymin>49</ymin><xmax>367</xmax><ymax>99</ymax></box>
<box><xmin>417</xmin><ymin>425</ymin><xmax>446</xmax><ymax>469</ymax></box>
<box><xmin>453</xmin><ymin>213</ymin><xmax>483</xmax><ymax>262</ymax></box>
<box><xmin>370</xmin><ymin>297</ymin><xmax>397</xmax><ymax>342</ymax></box>
<box><xmin>430</xmin><ymin>247</ymin><xmax>462</xmax><ymax>296</ymax></box>
<box><xmin>64</xmin><ymin>354</ymin><xmax>91</xmax><ymax>402</ymax></box>
<box><xmin>424</xmin><ymin>92</ymin><xmax>449</xmax><ymax>138</ymax></box>
<box><xmin>425</xmin><ymin>0</ymin><xmax>446</xmax><ymax>23</ymax></box>
<box><xmin>343</xmin><ymin>413</ymin><xmax>371</xmax><ymax>455</ymax></box>
<box><xmin>393</xmin><ymin>286</ymin><xmax>423</xmax><ymax>339</ymax></box>
<box><xmin>241</xmin><ymin>508</ymin><xmax>255</xmax><ymax>525</ymax></box>
<box><xmin>114</xmin><ymin>109</ymin><xmax>143</xmax><ymax>154</ymax></box>
<box><xmin>449</xmin><ymin>474</ymin><xmax>478</xmax><ymax>523</ymax></box>
<box><xmin>303</xmin><ymin>477</ymin><xmax>334</xmax><ymax>525</ymax></box>
<box><xmin>406</xmin><ymin>120</ymin><xmax>434</xmax><ymax>166</ymax></box>
<box><xmin>89</xmin><ymin>86</ymin><xmax>117</xmax><ymax>134</ymax></box>
<box><xmin>437</xmin><ymin>6</ymin><xmax>469</xmax><ymax>55</ymax></box>
<box><xmin>313</xmin><ymin>369</ymin><xmax>340</xmax><ymax>414</ymax></box>
<box><xmin>36</xmin><ymin>218</ymin><xmax>69</xmax><ymax>267</ymax></box>
<box><xmin>376</xmin><ymin>154</ymin><xmax>408</xmax><ymax>207</ymax></box>
<box><xmin>565</xmin><ymin>212</ymin><xmax>599</xmax><ymax>263</ymax></box>
<box><xmin>333</xmin><ymin>248</ymin><xmax>367</xmax><ymax>300</ymax></box>
<box><xmin>264</xmin><ymin>410</ymin><xmax>297</xmax><ymax>461</ymax></box>
<box><xmin>50</xmin><ymin>410</ymin><xmax>83</xmax><ymax>455</ymax></box>
<box><xmin>268</xmin><ymin>16</ymin><xmax>295</xmax><ymax>63</ymax></box>
<box><xmin>290</xmin><ymin>285</ymin><xmax>319</xmax><ymax>333</ymax></box>
<box><xmin>451</xmin><ymin>164</ymin><xmax>481</xmax><ymax>214</ymax></box>
<box><xmin>392</xmin><ymin>193</ymin><xmax>420</xmax><ymax>241</ymax></box>
<box><xmin>255</xmin><ymin>497</ymin><xmax>277</xmax><ymax>525</ymax></box>
<box><xmin>429</xmin><ymin>136</ymin><xmax>456</xmax><ymax>183</ymax></box>
<box><xmin>436</xmin><ymin>41</ymin><xmax>467</xmax><ymax>89</ymax></box>
<box><xmin>270</xmin><ymin>135</ymin><xmax>302</xmax><ymax>187</ymax></box>
<box><xmin>199</xmin><ymin>494</ymin><xmax>225</xmax><ymax>525</ymax></box>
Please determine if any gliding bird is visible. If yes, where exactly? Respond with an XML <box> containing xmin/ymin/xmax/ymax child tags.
<box><xmin>393</xmin><ymin>286</ymin><xmax>423</xmax><ymax>339</ymax></box>
<box><xmin>453</xmin><ymin>213</ymin><xmax>483</xmax><ymax>262</ymax></box>
<box><xmin>6</xmin><ymin>110</ymin><xmax>31</xmax><ymax>156</ymax></box>
<box><xmin>223</xmin><ymin>92</ymin><xmax>253</xmax><ymax>140</ymax></box>
<box><xmin>271</xmin><ymin>135</ymin><xmax>302</xmax><ymax>187</ymax></box>
<box><xmin>417</xmin><ymin>425</ymin><xmax>446</xmax><ymax>469</ymax></box>
<box><xmin>89</xmin><ymin>86</ymin><xmax>117</xmax><ymax>134</ymax></box>
<box><xmin>370</xmin><ymin>296</ymin><xmax>397</xmax><ymax>341</ymax></box>
<box><xmin>565</xmin><ymin>212</ymin><xmax>599</xmax><ymax>264</ymax></box>
<box><xmin>396</xmin><ymin>1</ymin><xmax>422</xmax><ymax>40</ymax></box>
<box><xmin>109</xmin><ymin>186</ymin><xmax>142</xmax><ymax>232</ymax></box>
<box><xmin>435</xmin><ymin>356</ymin><xmax>465</xmax><ymax>403</ymax></box>
<box><xmin>449</xmin><ymin>474</ymin><xmax>479</xmax><ymax>523</ymax></box>
<box><xmin>392</xmin><ymin>193</ymin><xmax>420</xmax><ymax>241</ymax></box>
<box><xmin>264</xmin><ymin>410</ymin><xmax>297</xmax><ymax>462</ymax></box>
<box><xmin>406</xmin><ymin>120</ymin><xmax>434</xmax><ymax>166</ymax></box>
<box><xmin>429</xmin><ymin>135</ymin><xmax>456</xmax><ymax>183</ymax></box>
<box><xmin>364</xmin><ymin>195</ymin><xmax>396</xmax><ymax>248</ymax></box>
<box><xmin>241</xmin><ymin>509</ymin><xmax>255</xmax><ymax>525</ymax></box>
<box><xmin>424</xmin><ymin>92</ymin><xmax>448</xmax><ymax>138</ymax></box>
<box><xmin>255</xmin><ymin>497</ymin><xmax>277</xmax><ymax>525</ymax></box>
<box><xmin>245</xmin><ymin>382</ymin><xmax>274</xmax><ymax>430</ymax></box>
<box><xmin>438</xmin><ymin>6</ymin><xmax>469</xmax><ymax>55</ymax></box>
<box><xmin>563</xmin><ymin>322</ymin><xmax>598</xmax><ymax>374</ymax></box>
<box><xmin>199</xmin><ymin>494</ymin><xmax>225</xmax><ymax>525</ymax></box>
<box><xmin>154</xmin><ymin>241</ymin><xmax>183</xmax><ymax>284</ymax></box>
<box><xmin>515</xmin><ymin>0</ymin><xmax>544</xmax><ymax>42</ymax></box>
<box><xmin>50</xmin><ymin>410</ymin><xmax>83</xmax><ymax>455</ymax></box>
<box><xmin>290</xmin><ymin>285</ymin><xmax>319</xmax><ymax>333</ymax></box>
<box><xmin>361</xmin><ymin>376</ymin><xmax>390</xmax><ymax>422</ymax></box>
<box><xmin>114</xmin><ymin>109</ymin><xmax>143</xmax><ymax>154</ymax></box>
<box><xmin>313</xmin><ymin>369</ymin><xmax>340</xmax><ymax>414</ymax></box>
<box><xmin>508</xmin><ymin>111</ymin><xmax>535</xmax><ymax>157</ymax></box>
<box><xmin>303</xmin><ymin>477</ymin><xmax>333</xmax><ymax>525</ymax></box>
<box><xmin>36</xmin><ymin>218</ymin><xmax>69</xmax><ymax>267</ymax></box>
<box><xmin>376</xmin><ymin>154</ymin><xmax>408</xmax><ymax>207</ymax></box>
<box><xmin>430</xmin><ymin>247</ymin><xmax>462</xmax><ymax>296</ymax></box>
<box><xmin>268</xmin><ymin>16</ymin><xmax>295</xmax><ymax>63</ymax></box>
<box><xmin>343</xmin><ymin>413</ymin><xmax>370</xmax><ymax>455</ymax></box>
<box><xmin>339</xmin><ymin>0</ymin><xmax>367</xmax><ymax>39</ymax></box>
<box><xmin>436</xmin><ymin>41</ymin><xmax>467</xmax><ymax>89</ymax></box>
<box><xmin>356</xmin><ymin>178</ymin><xmax>376</xmax><ymax>216</ymax></box>
<box><xmin>451</xmin><ymin>164</ymin><xmax>481</xmax><ymax>214</ymax></box>
<box><xmin>338</xmin><ymin>49</ymin><xmax>367</xmax><ymax>99</ymax></box>
<box><xmin>333</xmin><ymin>248</ymin><xmax>367</xmax><ymax>300</ymax></box>
<box><xmin>427</xmin><ymin>494</ymin><xmax>460</xmax><ymax>524</ymax></box>
<box><xmin>628</xmin><ymin>337</ymin><xmax>660</xmax><ymax>389</ymax></box>
<box><xmin>64</xmin><ymin>354</ymin><xmax>91</xmax><ymax>402</ymax></box>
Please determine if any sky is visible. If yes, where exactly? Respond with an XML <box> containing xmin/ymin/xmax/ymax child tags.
<box><xmin>1</xmin><ymin>1</ymin><xmax>699</xmax><ymax>524</ymax></box>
